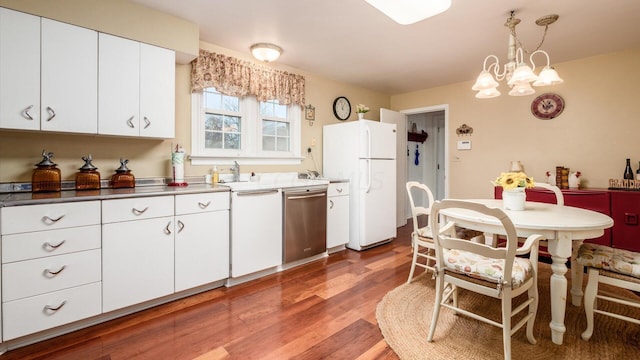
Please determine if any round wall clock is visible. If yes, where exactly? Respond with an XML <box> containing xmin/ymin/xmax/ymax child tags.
<box><xmin>531</xmin><ymin>93</ymin><xmax>565</xmax><ymax>120</ymax></box>
<box><xmin>332</xmin><ymin>96</ymin><xmax>351</xmax><ymax>121</ymax></box>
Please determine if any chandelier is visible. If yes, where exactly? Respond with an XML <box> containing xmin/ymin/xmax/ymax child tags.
<box><xmin>472</xmin><ymin>11</ymin><xmax>564</xmax><ymax>99</ymax></box>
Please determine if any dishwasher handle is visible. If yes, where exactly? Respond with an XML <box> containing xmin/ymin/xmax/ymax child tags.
<box><xmin>235</xmin><ymin>189</ymin><xmax>279</xmax><ymax>196</ymax></box>
<box><xmin>286</xmin><ymin>192</ymin><xmax>326</xmax><ymax>200</ymax></box>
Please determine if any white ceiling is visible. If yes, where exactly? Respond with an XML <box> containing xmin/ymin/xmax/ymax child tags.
<box><xmin>132</xmin><ymin>0</ymin><xmax>640</xmax><ymax>95</ymax></box>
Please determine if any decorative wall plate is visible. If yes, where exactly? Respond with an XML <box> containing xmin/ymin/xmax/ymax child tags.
<box><xmin>531</xmin><ymin>93</ymin><xmax>565</xmax><ymax>120</ymax></box>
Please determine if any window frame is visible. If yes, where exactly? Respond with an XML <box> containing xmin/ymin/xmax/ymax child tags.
<box><xmin>190</xmin><ymin>89</ymin><xmax>302</xmax><ymax>166</ymax></box>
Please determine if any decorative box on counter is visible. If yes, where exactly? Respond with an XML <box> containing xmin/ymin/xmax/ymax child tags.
<box><xmin>608</xmin><ymin>179</ymin><xmax>640</xmax><ymax>191</ymax></box>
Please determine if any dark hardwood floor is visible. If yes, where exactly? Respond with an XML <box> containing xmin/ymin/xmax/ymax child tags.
<box><xmin>2</xmin><ymin>224</ymin><xmax>414</xmax><ymax>360</ymax></box>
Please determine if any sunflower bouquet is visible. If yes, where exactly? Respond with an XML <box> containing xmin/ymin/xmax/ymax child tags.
<box><xmin>494</xmin><ymin>172</ymin><xmax>535</xmax><ymax>190</ymax></box>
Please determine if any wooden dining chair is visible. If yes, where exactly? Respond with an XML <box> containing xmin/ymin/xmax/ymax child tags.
<box><xmin>576</xmin><ymin>243</ymin><xmax>640</xmax><ymax>340</ymax></box>
<box><xmin>427</xmin><ymin>199</ymin><xmax>545</xmax><ymax>360</ymax></box>
<box><xmin>405</xmin><ymin>181</ymin><xmax>455</xmax><ymax>284</ymax></box>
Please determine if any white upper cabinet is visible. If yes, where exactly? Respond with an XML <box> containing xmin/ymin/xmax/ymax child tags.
<box><xmin>41</xmin><ymin>18</ymin><xmax>98</xmax><ymax>134</ymax></box>
<box><xmin>99</xmin><ymin>34</ymin><xmax>175</xmax><ymax>138</ymax></box>
<box><xmin>0</xmin><ymin>8</ymin><xmax>41</xmax><ymax>130</ymax></box>
<box><xmin>98</xmin><ymin>33</ymin><xmax>141</xmax><ymax>137</ymax></box>
<box><xmin>139</xmin><ymin>43</ymin><xmax>175</xmax><ymax>138</ymax></box>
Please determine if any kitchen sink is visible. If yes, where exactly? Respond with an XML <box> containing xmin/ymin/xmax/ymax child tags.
<box><xmin>219</xmin><ymin>178</ymin><xmax>329</xmax><ymax>192</ymax></box>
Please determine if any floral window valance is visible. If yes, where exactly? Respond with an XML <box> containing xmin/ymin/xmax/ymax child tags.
<box><xmin>191</xmin><ymin>49</ymin><xmax>306</xmax><ymax>107</ymax></box>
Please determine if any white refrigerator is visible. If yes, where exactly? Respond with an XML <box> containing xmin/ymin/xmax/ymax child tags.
<box><xmin>323</xmin><ymin>119</ymin><xmax>397</xmax><ymax>250</ymax></box>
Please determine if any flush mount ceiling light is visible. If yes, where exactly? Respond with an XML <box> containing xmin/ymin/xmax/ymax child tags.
<box><xmin>364</xmin><ymin>0</ymin><xmax>451</xmax><ymax>25</ymax></box>
<box><xmin>250</xmin><ymin>43</ymin><xmax>282</xmax><ymax>62</ymax></box>
<box><xmin>472</xmin><ymin>10</ymin><xmax>563</xmax><ymax>99</ymax></box>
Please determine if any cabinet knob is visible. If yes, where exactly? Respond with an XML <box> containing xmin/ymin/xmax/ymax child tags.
<box><xmin>177</xmin><ymin>220</ymin><xmax>185</xmax><ymax>233</ymax></box>
<box><xmin>624</xmin><ymin>213</ymin><xmax>638</xmax><ymax>225</ymax></box>
<box><xmin>329</xmin><ymin>199</ymin><xmax>334</xmax><ymax>209</ymax></box>
<box><xmin>144</xmin><ymin>116</ymin><xmax>151</xmax><ymax>129</ymax></box>
<box><xmin>23</xmin><ymin>105</ymin><xmax>34</xmax><ymax>120</ymax></box>
<box><xmin>164</xmin><ymin>221</ymin><xmax>172</xmax><ymax>235</ymax></box>
<box><xmin>126</xmin><ymin>116</ymin><xmax>135</xmax><ymax>128</ymax></box>
<box><xmin>198</xmin><ymin>201</ymin><xmax>211</xmax><ymax>209</ymax></box>
<box><xmin>44</xmin><ymin>301</ymin><xmax>67</xmax><ymax>313</ymax></box>
<box><xmin>132</xmin><ymin>207</ymin><xmax>149</xmax><ymax>215</ymax></box>
<box><xmin>43</xmin><ymin>214</ymin><xmax>65</xmax><ymax>224</ymax></box>
<box><xmin>44</xmin><ymin>265</ymin><xmax>66</xmax><ymax>277</ymax></box>
<box><xmin>43</xmin><ymin>240</ymin><xmax>66</xmax><ymax>251</ymax></box>
<box><xmin>46</xmin><ymin>106</ymin><xmax>56</xmax><ymax>121</ymax></box>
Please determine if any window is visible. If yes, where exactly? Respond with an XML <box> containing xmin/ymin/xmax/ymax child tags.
<box><xmin>191</xmin><ymin>88</ymin><xmax>301</xmax><ymax>165</ymax></box>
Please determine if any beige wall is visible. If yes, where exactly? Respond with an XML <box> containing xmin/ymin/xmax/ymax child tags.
<box><xmin>391</xmin><ymin>48</ymin><xmax>640</xmax><ymax>199</ymax></box>
<box><xmin>0</xmin><ymin>0</ymin><xmax>390</xmax><ymax>183</ymax></box>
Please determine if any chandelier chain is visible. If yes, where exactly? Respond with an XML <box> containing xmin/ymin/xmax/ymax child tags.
<box><xmin>510</xmin><ymin>24</ymin><xmax>550</xmax><ymax>56</ymax></box>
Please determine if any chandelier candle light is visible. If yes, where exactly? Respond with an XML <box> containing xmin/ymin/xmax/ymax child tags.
<box><xmin>472</xmin><ymin>11</ymin><xmax>564</xmax><ymax>99</ymax></box>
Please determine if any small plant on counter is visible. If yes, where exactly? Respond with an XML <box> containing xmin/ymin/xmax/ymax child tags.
<box><xmin>356</xmin><ymin>104</ymin><xmax>370</xmax><ymax>114</ymax></box>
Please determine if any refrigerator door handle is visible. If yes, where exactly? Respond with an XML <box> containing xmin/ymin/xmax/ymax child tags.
<box><xmin>365</xmin><ymin>125</ymin><xmax>371</xmax><ymax>158</ymax></box>
<box><xmin>365</xmin><ymin>159</ymin><xmax>372</xmax><ymax>193</ymax></box>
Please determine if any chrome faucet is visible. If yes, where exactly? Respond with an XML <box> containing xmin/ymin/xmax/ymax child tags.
<box><xmin>231</xmin><ymin>161</ymin><xmax>240</xmax><ymax>182</ymax></box>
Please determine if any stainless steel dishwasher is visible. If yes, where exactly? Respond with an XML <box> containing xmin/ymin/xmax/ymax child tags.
<box><xmin>283</xmin><ymin>185</ymin><xmax>328</xmax><ymax>263</ymax></box>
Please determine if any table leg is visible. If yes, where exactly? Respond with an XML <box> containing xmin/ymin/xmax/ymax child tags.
<box><xmin>570</xmin><ymin>240</ymin><xmax>585</xmax><ymax>306</ymax></box>
<box><xmin>546</xmin><ymin>232</ymin><xmax>573</xmax><ymax>345</ymax></box>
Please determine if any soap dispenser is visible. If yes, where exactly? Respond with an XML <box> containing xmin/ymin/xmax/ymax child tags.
<box><xmin>212</xmin><ymin>166</ymin><xmax>219</xmax><ymax>184</ymax></box>
<box><xmin>32</xmin><ymin>150</ymin><xmax>61</xmax><ymax>193</ymax></box>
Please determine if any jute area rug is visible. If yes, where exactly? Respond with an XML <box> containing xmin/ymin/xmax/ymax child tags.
<box><xmin>376</xmin><ymin>263</ymin><xmax>640</xmax><ymax>359</ymax></box>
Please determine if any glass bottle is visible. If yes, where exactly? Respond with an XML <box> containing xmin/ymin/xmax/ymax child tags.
<box><xmin>636</xmin><ymin>161</ymin><xmax>640</xmax><ymax>181</ymax></box>
<box><xmin>623</xmin><ymin>158</ymin><xmax>634</xmax><ymax>180</ymax></box>
<box><xmin>32</xmin><ymin>150</ymin><xmax>61</xmax><ymax>193</ymax></box>
<box><xmin>75</xmin><ymin>154</ymin><xmax>101</xmax><ymax>190</ymax></box>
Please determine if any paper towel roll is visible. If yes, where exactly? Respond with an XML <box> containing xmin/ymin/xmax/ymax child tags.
<box><xmin>172</xmin><ymin>151</ymin><xmax>185</xmax><ymax>182</ymax></box>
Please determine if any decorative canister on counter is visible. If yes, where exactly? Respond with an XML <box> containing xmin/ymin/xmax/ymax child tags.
<box><xmin>75</xmin><ymin>154</ymin><xmax>101</xmax><ymax>190</ymax></box>
<box><xmin>32</xmin><ymin>149</ymin><xmax>61</xmax><ymax>193</ymax></box>
<box><xmin>110</xmin><ymin>158</ymin><xmax>135</xmax><ymax>188</ymax></box>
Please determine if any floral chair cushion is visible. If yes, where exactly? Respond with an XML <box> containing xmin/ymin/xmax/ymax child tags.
<box><xmin>416</xmin><ymin>226</ymin><xmax>433</xmax><ymax>238</ymax></box>
<box><xmin>576</xmin><ymin>243</ymin><xmax>640</xmax><ymax>279</ymax></box>
<box><xmin>442</xmin><ymin>248</ymin><xmax>534</xmax><ymax>289</ymax></box>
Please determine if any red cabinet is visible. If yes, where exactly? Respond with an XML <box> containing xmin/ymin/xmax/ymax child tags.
<box><xmin>494</xmin><ymin>187</ymin><xmax>611</xmax><ymax>247</ymax></box>
<box><xmin>610</xmin><ymin>191</ymin><xmax>640</xmax><ymax>252</ymax></box>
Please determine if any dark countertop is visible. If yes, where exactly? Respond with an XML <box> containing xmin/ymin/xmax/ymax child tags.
<box><xmin>0</xmin><ymin>183</ymin><xmax>230</xmax><ymax>207</ymax></box>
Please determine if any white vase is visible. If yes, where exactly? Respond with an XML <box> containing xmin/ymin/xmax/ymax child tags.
<box><xmin>503</xmin><ymin>187</ymin><xmax>526</xmax><ymax>211</ymax></box>
<box><xmin>358</xmin><ymin>113</ymin><xmax>364</xmax><ymax>120</ymax></box>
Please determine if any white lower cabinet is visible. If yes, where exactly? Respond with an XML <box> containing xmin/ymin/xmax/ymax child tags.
<box><xmin>230</xmin><ymin>190</ymin><xmax>282</xmax><ymax>278</ymax></box>
<box><xmin>327</xmin><ymin>183</ymin><xmax>350</xmax><ymax>249</ymax></box>
<box><xmin>0</xmin><ymin>201</ymin><xmax>102</xmax><ymax>341</ymax></box>
<box><xmin>175</xmin><ymin>193</ymin><xmax>229</xmax><ymax>292</ymax></box>
<box><xmin>102</xmin><ymin>216</ymin><xmax>174</xmax><ymax>312</ymax></box>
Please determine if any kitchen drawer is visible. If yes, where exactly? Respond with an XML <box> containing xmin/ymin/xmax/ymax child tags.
<box><xmin>175</xmin><ymin>192</ymin><xmax>229</xmax><ymax>215</ymax></box>
<box><xmin>2</xmin><ymin>249</ymin><xmax>101</xmax><ymax>302</ymax></box>
<box><xmin>0</xmin><ymin>201</ymin><xmax>100</xmax><ymax>235</ymax></box>
<box><xmin>3</xmin><ymin>281</ymin><xmax>101</xmax><ymax>340</ymax></box>
<box><xmin>102</xmin><ymin>195</ymin><xmax>173</xmax><ymax>223</ymax></box>
<box><xmin>328</xmin><ymin>183</ymin><xmax>350</xmax><ymax>197</ymax></box>
<box><xmin>2</xmin><ymin>225</ymin><xmax>101</xmax><ymax>263</ymax></box>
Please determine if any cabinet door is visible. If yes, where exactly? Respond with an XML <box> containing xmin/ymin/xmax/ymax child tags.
<box><xmin>41</xmin><ymin>18</ymin><xmax>97</xmax><ymax>134</ymax></box>
<box><xmin>327</xmin><ymin>195</ymin><xmax>349</xmax><ymax>249</ymax></box>
<box><xmin>98</xmin><ymin>33</ymin><xmax>140</xmax><ymax>136</ymax></box>
<box><xmin>102</xmin><ymin>216</ymin><xmax>174</xmax><ymax>312</ymax></box>
<box><xmin>175</xmin><ymin>210</ymin><xmax>229</xmax><ymax>291</ymax></box>
<box><xmin>139</xmin><ymin>43</ymin><xmax>175</xmax><ymax>138</ymax></box>
<box><xmin>611</xmin><ymin>192</ymin><xmax>640</xmax><ymax>251</ymax></box>
<box><xmin>231</xmin><ymin>190</ymin><xmax>282</xmax><ymax>277</ymax></box>
<box><xmin>0</xmin><ymin>8</ymin><xmax>40</xmax><ymax>130</ymax></box>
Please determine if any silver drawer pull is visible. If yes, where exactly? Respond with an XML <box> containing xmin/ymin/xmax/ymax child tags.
<box><xmin>43</xmin><ymin>240</ymin><xmax>66</xmax><ymax>250</ymax></box>
<box><xmin>126</xmin><ymin>115</ymin><xmax>135</xmax><ymax>128</ymax></box>
<box><xmin>336</xmin><ymin>188</ymin><xmax>343</xmax><ymax>193</ymax></box>
<box><xmin>43</xmin><ymin>214</ymin><xmax>65</xmax><ymax>224</ymax></box>
<box><xmin>143</xmin><ymin>116</ymin><xmax>151</xmax><ymax>129</ymax></box>
<box><xmin>132</xmin><ymin>207</ymin><xmax>149</xmax><ymax>215</ymax></box>
<box><xmin>44</xmin><ymin>265</ymin><xmax>66</xmax><ymax>277</ymax></box>
<box><xmin>198</xmin><ymin>201</ymin><xmax>211</xmax><ymax>209</ymax></box>
<box><xmin>44</xmin><ymin>301</ymin><xmax>67</xmax><ymax>312</ymax></box>
<box><xmin>164</xmin><ymin>221</ymin><xmax>172</xmax><ymax>235</ymax></box>
<box><xmin>177</xmin><ymin>220</ymin><xmax>185</xmax><ymax>233</ymax></box>
<box><xmin>46</xmin><ymin>106</ymin><xmax>56</xmax><ymax>121</ymax></box>
<box><xmin>23</xmin><ymin>105</ymin><xmax>34</xmax><ymax>120</ymax></box>
<box><xmin>329</xmin><ymin>199</ymin><xmax>334</xmax><ymax>209</ymax></box>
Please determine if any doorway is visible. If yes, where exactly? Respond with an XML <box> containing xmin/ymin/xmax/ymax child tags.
<box><xmin>403</xmin><ymin>105</ymin><xmax>448</xmax><ymax>223</ymax></box>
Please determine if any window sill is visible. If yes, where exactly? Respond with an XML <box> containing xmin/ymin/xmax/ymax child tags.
<box><xmin>189</xmin><ymin>154</ymin><xmax>305</xmax><ymax>166</ymax></box>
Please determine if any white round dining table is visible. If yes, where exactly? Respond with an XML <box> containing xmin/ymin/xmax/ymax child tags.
<box><xmin>439</xmin><ymin>199</ymin><xmax>614</xmax><ymax>345</ymax></box>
